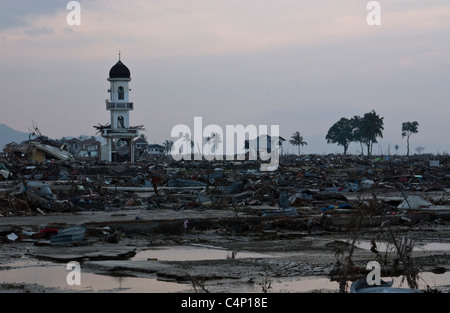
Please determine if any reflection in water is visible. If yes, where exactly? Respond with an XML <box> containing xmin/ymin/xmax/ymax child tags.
<box><xmin>355</xmin><ymin>240</ymin><xmax>450</xmax><ymax>253</ymax></box>
<box><xmin>0</xmin><ymin>261</ymin><xmax>188</xmax><ymax>293</ymax></box>
<box><xmin>269</xmin><ymin>277</ymin><xmax>339</xmax><ymax>293</ymax></box>
<box><xmin>1</xmin><ymin>244</ymin><xmax>449</xmax><ymax>293</ymax></box>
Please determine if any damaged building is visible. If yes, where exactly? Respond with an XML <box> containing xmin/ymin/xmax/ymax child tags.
<box><xmin>95</xmin><ymin>57</ymin><xmax>143</xmax><ymax>163</ymax></box>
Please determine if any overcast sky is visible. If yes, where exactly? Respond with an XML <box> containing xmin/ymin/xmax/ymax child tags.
<box><xmin>1</xmin><ymin>0</ymin><xmax>449</xmax><ymax>155</ymax></box>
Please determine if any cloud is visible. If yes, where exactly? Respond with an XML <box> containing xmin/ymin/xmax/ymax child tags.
<box><xmin>0</xmin><ymin>0</ymin><xmax>66</xmax><ymax>30</ymax></box>
<box><xmin>1</xmin><ymin>0</ymin><xmax>450</xmax><ymax>154</ymax></box>
<box><xmin>398</xmin><ymin>50</ymin><xmax>448</xmax><ymax>69</ymax></box>
<box><xmin>24</xmin><ymin>27</ymin><xmax>54</xmax><ymax>37</ymax></box>
<box><xmin>1</xmin><ymin>0</ymin><xmax>450</xmax><ymax>61</ymax></box>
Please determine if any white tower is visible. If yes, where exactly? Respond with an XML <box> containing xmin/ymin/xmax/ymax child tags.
<box><xmin>101</xmin><ymin>56</ymin><xmax>139</xmax><ymax>162</ymax></box>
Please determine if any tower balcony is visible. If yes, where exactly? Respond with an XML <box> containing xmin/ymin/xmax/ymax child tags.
<box><xmin>106</xmin><ymin>102</ymin><xmax>134</xmax><ymax>110</ymax></box>
<box><xmin>102</xmin><ymin>128</ymin><xmax>139</xmax><ymax>138</ymax></box>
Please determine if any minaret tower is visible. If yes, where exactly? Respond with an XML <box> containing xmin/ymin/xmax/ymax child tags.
<box><xmin>101</xmin><ymin>54</ymin><xmax>139</xmax><ymax>162</ymax></box>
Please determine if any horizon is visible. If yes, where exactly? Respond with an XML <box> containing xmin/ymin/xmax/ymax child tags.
<box><xmin>1</xmin><ymin>1</ymin><xmax>449</xmax><ymax>155</ymax></box>
<box><xmin>2</xmin><ymin>122</ymin><xmax>448</xmax><ymax>157</ymax></box>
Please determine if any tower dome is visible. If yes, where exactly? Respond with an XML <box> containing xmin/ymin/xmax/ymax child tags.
<box><xmin>109</xmin><ymin>60</ymin><xmax>131</xmax><ymax>79</ymax></box>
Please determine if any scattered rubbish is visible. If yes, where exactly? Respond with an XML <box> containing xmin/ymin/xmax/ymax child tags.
<box><xmin>397</xmin><ymin>195</ymin><xmax>432</xmax><ymax>210</ymax></box>
<box><xmin>7</xmin><ymin>233</ymin><xmax>18</xmax><ymax>241</ymax></box>
<box><xmin>21</xmin><ymin>230</ymin><xmax>37</xmax><ymax>237</ymax></box>
<box><xmin>278</xmin><ymin>190</ymin><xmax>290</xmax><ymax>208</ymax></box>
<box><xmin>0</xmin><ymin>163</ymin><xmax>11</xmax><ymax>179</ymax></box>
<box><xmin>167</xmin><ymin>179</ymin><xmax>206</xmax><ymax>187</ymax></box>
<box><xmin>40</xmin><ymin>228</ymin><xmax>59</xmax><ymax>235</ymax></box>
<box><xmin>50</xmin><ymin>224</ymin><xmax>86</xmax><ymax>246</ymax></box>
<box><xmin>0</xmin><ymin>147</ymin><xmax>449</xmax><ymax>293</ymax></box>
<box><xmin>361</xmin><ymin>179</ymin><xmax>375</xmax><ymax>189</ymax></box>
<box><xmin>197</xmin><ymin>194</ymin><xmax>216</xmax><ymax>207</ymax></box>
<box><xmin>261</xmin><ymin>207</ymin><xmax>298</xmax><ymax>217</ymax></box>
<box><xmin>320</xmin><ymin>204</ymin><xmax>352</xmax><ymax>212</ymax></box>
<box><xmin>397</xmin><ymin>237</ymin><xmax>414</xmax><ymax>258</ymax></box>
<box><xmin>429</xmin><ymin>160</ymin><xmax>440</xmax><ymax>167</ymax></box>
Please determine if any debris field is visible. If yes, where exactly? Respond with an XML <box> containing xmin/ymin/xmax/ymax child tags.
<box><xmin>1</xmin><ymin>143</ymin><xmax>450</xmax><ymax>293</ymax></box>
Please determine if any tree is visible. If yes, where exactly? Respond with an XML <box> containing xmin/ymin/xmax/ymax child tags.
<box><xmin>350</xmin><ymin>115</ymin><xmax>367</xmax><ymax>156</ymax></box>
<box><xmin>162</xmin><ymin>140</ymin><xmax>174</xmax><ymax>156</ymax></box>
<box><xmin>359</xmin><ymin>110</ymin><xmax>384</xmax><ymax>156</ymax></box>
<box><xmin>182</xmin><ymin>133</ymin><xmax>196</xmax><ymax>158</ymax></box>
<box><xmin>205</xmin><ymin>132</ymin><xmax>222</xmax><ymax>159</ymax></box>
<box><xmin>205</xmin><ymin>133</ymin><xmax>222</xmax><ymax>194</ymax></box>
<box><xmin>402</xmin><ymin>121</ymin><xmax>419</xmax><ymax>157</ymax></box>
<box><xmin>326</xmin><ymin>117</ymin><xmax>354</xmax><ymax>155</ymax></box>
<box><xmin>139</xmin><ymin>134</ymin><xmax>148</xmax><ymax>142</ymax></box>
<box><xmin>394</xmin><ymin>144</ymin><xmax>399</xmax><ymax>155</ymax></box>
<box><xmin>415</xmin><ymin>146</ymin><xmax>425</xmax><ymax>155</ymax></box>
<box><xmin>289</xmin><ymin>131</ymin><xmax>307</xmax><ymax>156</ymax></box>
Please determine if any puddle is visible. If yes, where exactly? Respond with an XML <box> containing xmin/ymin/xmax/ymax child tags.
<box><xmin>132</xmin><ymin>245</ymin><xmax>271</xmax><ymax>261</ymax></box>
<box><xmin>266</xmin><ymin>272</ymin><xmax>450</xmax><ymax>293</ymax></box>
<box><xmin>1</xmin><ymin>259</ymin><xmax>448</xmax><ymax>293</ymax></box>
<box><xmin>1</xmin><ymin>244</ymin><xmax>449</xmax><ymax>293</ymax></box>
<box><xmin>415</xmin><ymin>272</ymin><xmax>450</xmax><ymax>291</ymax></box>
<box><xmin>270</xmin><ymin>277</ymin><xmax>339</xmax><ymax>293</ymax></box>
<box><xmin>416</xmin><ymin>242</ymin><xmax>450</xmax><ymax>252</ymax></box>
<box><xmin>354</xmin><ymin>240</ymin><xmax>450</xmax><ymax>252</ymax></box>
<box><xmin>0</xmin><ymin>259</ymin><xmax>188</xmax><ymax>293</ymax></box>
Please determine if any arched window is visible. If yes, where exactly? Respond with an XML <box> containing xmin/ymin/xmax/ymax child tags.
<box><xmin>118</xmin><ymin>87</ymin><xmax>124</xmax><ymax>100</ymax></box>
<box><xmin>118</xmin><ymin>116</ymin><xmax>125</xmax><ymax>128</ymax></box>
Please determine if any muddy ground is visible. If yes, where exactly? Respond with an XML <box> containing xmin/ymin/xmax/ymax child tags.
<box><xmin>1</xmin><ymin>201</ymin><xmax>450</xmax><ymax>293</ymax></box>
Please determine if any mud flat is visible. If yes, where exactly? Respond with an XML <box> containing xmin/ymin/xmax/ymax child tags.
<box><xmin>1</xmin><ymin>205</ymin><xmax>450</xmax><ymax>293</ymax></box>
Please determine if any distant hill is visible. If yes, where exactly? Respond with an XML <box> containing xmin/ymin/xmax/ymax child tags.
<box><xmin>0</xmin><ymin>124</ymin><xmax>30</xmax><ymax>150</ymax></box>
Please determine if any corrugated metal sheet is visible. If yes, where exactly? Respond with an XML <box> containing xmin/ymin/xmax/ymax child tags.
<box><xmin>50</xmin><ymin>224</ymin><xmax>86</xmax><ymax>246</ymax></box>
<box><xmin>32</xmin><ymin>143</ymin><xmax>74</xmax><ymax>161</ymax></box>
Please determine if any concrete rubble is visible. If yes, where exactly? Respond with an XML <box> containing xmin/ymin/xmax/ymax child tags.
<box><xmin>1</xmin><ymin>140</ymin><xmax>450</xmax><ymax>292</ymax></box>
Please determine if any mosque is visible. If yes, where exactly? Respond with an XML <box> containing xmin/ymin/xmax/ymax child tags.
<box><xmin>97</xmin><ymin>56</ymin><xmax>142</xmax><ymax>162</ymax></box>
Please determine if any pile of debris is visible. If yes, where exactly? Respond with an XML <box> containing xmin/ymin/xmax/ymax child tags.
<box><xmin>1</xmin><ymin>137</ymin><xmax>450</xmax><ymax>226</ymax></box>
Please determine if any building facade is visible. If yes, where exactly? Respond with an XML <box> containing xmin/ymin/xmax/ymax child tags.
<box><xmin>100</xmin><ymin>57</ymin><xmax>140</xmax><ymax>162</ymax></box>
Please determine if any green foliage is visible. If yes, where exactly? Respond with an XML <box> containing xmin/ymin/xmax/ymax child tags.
<box><xmin>326</xmin><ymin>110</ymin><xmax>384</xmax><ymax>156</ymax></box>
<box><xmin>326</xmin><ymin>117</ymin><xmax>353</xmax><ymax>155</ymax></box>
<box><xmin>289</xmin><ymin>131</ymin><xmax>307</xmax><ymax>155</ymax></box>
<box><xmin>402</xmin><ymin>121</ymin><xmax>419</xmax><ymax>156</ymax></box>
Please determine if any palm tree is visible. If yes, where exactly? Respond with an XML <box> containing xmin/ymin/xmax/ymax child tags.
<box><xmin>351</xmin><ymin>115</ymin><xmax>365</xmax><ymax>155</ymax></box>
<box><xmin>162</xmin><ymin>140</ymin><xmax>174</xmax><ymax>156</ymax></box>
<box><xmin>182</xmin><ymin>133</ymin><xmax>195</xmax><ymax>158</ymax></box>
<box><xmin>402</xmin><ymin>121</ymin><xmax>419</xmax><ymax>156</ymax></box>
<box><xmin>289</xmin><ymin>131</ymin><xmax>307</xmax><ymax>156</ymax></box>
<box><xmin>205</xmin><ymin>132</ymin><xmax>222</xmax><ymax>159</ymax></box>
<box><xmin>205</xmin><ymin>132</ymin><xmax>222</xmax><ymax>194</ymax></box>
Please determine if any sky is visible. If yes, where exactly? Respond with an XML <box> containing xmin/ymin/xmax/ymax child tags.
<box><xmin>1</xmin><ymin>0</ymin><xmax>449</xmax><ymax>155</ymax></box>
